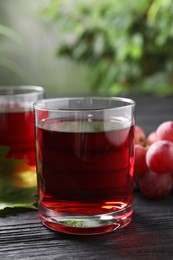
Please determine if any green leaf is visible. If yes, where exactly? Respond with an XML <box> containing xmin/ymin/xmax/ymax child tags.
<box><xmin>0</xmin><ymin>146</ymin><xmax>37</xmax><ymax>210</ymax></box>
<box><xmin>0</xmin><ymin>185</ymin><xmax>37</xmax><ymax>210</ymax></box>
<box><xmin>0</xmin><ymin>24</ymin><xmax>23</xmax><ymax>44</ymax></box>
<box><xmin>39</xmin><ymin>0</ymin><xmax>173</xmax><ymax>96</ymax></box>
<box><xmin>0</xmin><ymin>57</ymin><xmax>30</xmax><ymax>81</ymax></box>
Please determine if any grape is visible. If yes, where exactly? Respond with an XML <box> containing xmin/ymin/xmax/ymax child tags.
<box><xmin>138</xmin><ymin>169</ymin><xmax>173</xmax><ymax>199</ymax></box>
<box><xmin>146</xmin><ymin>140</ymin><xmax>173</xmax><ymax>174</ymax></box>
<box><xmin>156</xmin><ymin>121</ymin><xmax>173</xmax><ymax>142</ymax></box>
<box><xmin>135</xmin><ymin>125</ymin><xmax>146</xmax><ymax>146</ymax></box>
<box><xmin>146</xmin><ymin>131</ymin><xmax>157</xmax><ymax>146</ymax></box>
<box><xmin>134</xmin><ymin>144</ymin><xmax>148</xmax><ymax>179</ymax></box>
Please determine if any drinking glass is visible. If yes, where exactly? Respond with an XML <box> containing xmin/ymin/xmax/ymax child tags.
<box><xmin>34</xmin><ymin>97</ymin><xmax>135</xmax><ymax>235</ymax></box>
<box><xmin>0</xmin><ymin>86</ymin><xmax>44</xmax><ymax>190</ymax></box>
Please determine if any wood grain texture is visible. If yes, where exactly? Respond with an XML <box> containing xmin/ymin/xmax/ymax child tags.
<box><xmin>0</xmin><ymin>193</ymin><xmax>173</xmax><ymax>260</ymax></box>
<box><xmin>0</xmin><ymin>94</ymin><xmax>173</xmax><ymax>260</ymax></box>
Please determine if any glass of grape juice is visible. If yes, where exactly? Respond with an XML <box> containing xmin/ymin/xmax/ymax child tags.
<box><xmin>0</xmin><ymin>86</ymin><xmax>44</xmax><ymax>190</ymax></box>
<box><xmin>34</xmin><ymin>97</ymin><xmax>135</xmax><ymax>235</ymax></box>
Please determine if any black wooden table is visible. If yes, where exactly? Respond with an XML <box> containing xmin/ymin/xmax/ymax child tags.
<box><xmin>0</xmin><ymin>94</ymin><xmax>173</xmax><ymax>260</ymax></box>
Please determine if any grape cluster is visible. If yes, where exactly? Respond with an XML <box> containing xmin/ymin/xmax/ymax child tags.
<box><xmin>134</xmin><ymin>122</ymin><xmax>173</xmax><ymax>199</ymax></box>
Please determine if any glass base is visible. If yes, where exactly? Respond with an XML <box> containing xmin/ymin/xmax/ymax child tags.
<box><xmin>39</xmin><ymin>205</ymin><xmax>133</xmax><ymax>235</ymax></box>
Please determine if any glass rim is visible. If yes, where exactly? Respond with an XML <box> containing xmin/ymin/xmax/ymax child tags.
<box><xmin>0</xmin><ymin>86</ymin><xmax>44</xmax><ymax>97</ymax></box>
<box><xmin>33</xmin><ymin>96</ymin><xmax>135</xmax><ymax>112</ymax></box>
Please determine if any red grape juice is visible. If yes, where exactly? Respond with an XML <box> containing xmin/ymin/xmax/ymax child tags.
<box><xmin>36</xmin><ymin>118</ymin><xmax>134</xmax><ymax>230</ymax></box>
<box><xmin>0</xmin><ymin>104</ymin><xmax>36</xmax><ymax>187</ymax></box>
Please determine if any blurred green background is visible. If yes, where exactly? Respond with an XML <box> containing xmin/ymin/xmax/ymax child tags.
<box><xmin>0</xmin><ymin>0</ymin><xmax>173</xmax><ymax>96</ymax></box>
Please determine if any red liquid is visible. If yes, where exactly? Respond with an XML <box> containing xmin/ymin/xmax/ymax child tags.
<box><xmin>0</xmin><ymin>104</ymin><xmax>36</xmax><ymax>186</ymax></box>
<box><xmin>36</xmin><ymin>118</ymin><xmax>134</xmax><ymax>216</ymax></box>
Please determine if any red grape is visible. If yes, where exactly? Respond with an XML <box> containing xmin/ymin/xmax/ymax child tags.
<box><xmin>156</xmin><ymin>121</ymin><xmax>173</xmax><ymax>142</ymax></box>
<box><xmin>134</xmin><ymin>144</ymin><xmax>148</xmax><ymax>179</ymax></box>
<box><xmin>146</xmin><ymin>131</ymin><xmax>157</xmax><ymax>146</ymax></box>
<box><xmin>146</xmin><ymin>140</ymin><xmax>173</xmax><ymax>174</ymax></box>
<box><xmin>135</xmin><ymin>125</ymin><xmax>146</xmax><ymax>146</ymax></box>
<box><xmin>138</xmin><ymin>169</ymin><xmax>173</xmax><ymax>199</ymax></box>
